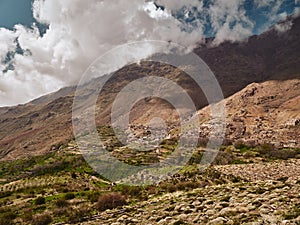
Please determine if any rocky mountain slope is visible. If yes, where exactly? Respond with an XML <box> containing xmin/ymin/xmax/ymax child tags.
<box><xmin>78</xmin><ymin>160</ymin><xmax>300</xmax><ymax>225</ymax></box>
<box><xmin>0</xmin><ymin>17</ymin><xmax>300</xmax><ymax>160</ymax></box>
<box><xmin>198</xmin><ymin>79</ymin><xmax>300</xmax><ymax>148</ymax></box>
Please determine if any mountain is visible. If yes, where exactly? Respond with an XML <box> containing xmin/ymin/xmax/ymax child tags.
<box><xmin>198</xmin><ymin>79</ymin><xmax>300</xmax><ymax>148</ymax></box>
<box><xmin>0</xmin><ymin>16</ymin><xmax>300</xmax><ymax>161</ymax></box>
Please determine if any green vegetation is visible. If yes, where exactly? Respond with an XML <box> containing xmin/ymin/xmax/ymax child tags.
<box><xmin>0</xmin><ymin>130</ymin><xmax>299</xmax><ymax>224</ymax></box>
<box><xmin>34</xmin><ymin>196</ymin><xmax>46</xmax><ymax>205</ymax></box>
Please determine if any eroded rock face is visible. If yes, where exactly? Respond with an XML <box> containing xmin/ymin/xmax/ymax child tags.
<box><xmin>197</xmin><ymin>79</ymin><xmax>300</xmax><ymax>148</ymax></box>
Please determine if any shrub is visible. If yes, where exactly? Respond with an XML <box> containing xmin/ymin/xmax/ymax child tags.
<box><xmin>234</xmin><ymin>140</ymin><xmax>247</xmax><ymax>149</ymax></box>
<box><xmin>67</xmin><ymin>204</ymin><xmax>91</xmax><ymax>223</ymax></box>
<box><xmin>188</xmin><ymin>152</ymin><xmax>203</xmax><ymax>165</ymax></box>
<box><xmin>120</xmin><ymin>185</ymin><xmax>143</xmax><ymax>198</ymax></box>
<box><xmin>53</xmin><ymin>207</ymin><xmax>68</xmax><ymax>217</ymax></box>
<box><xmin>22</xmin><ymin>208</ymin><xmax>33</xmax><ymax>222</ymax></box>
<box><xmin>32</xmin><ymin>213</ymin><xmax>52</xmax><ymax>225</ymax></box>
<box><xmin>96</xmin><ymin>192</ymin><xmax>127</xmax><ymax>211</ymax></box>
<box><xmin>146</xmin><ymin>185</ymin><xmax>158</xmax><ymax>195</ymax></box>
<box><xmin>197</xmin><ymin>137</ymin><xmax>209</xmax><ymax>147</ymax></box>
<box><xmin>269</xmin><ymin>149</ymin><xmax>297</xmax><ymax>160</ymax></box>
<box><xmin>54</xmin><ymin>198</ymin><xmax>69</xmax><ymax>208</ymax></box>
<box><xmin>0</xmin><ymin>191</ymin><xmax>12</xmax><ymax>198</ymax></box>
<box><xmin>222</xmin><ymin>138</ymin><xmax>233</xmax><ymax>146</ymax></box>
<box><xmin>71</xmin><ymin>172</ymin><xmax>77</xmax><ymax>179</ymax></box>
<box><xmin>256</xmin><ymin>144</ymin><xmax>297</xmax><ymax>159</ymax></box>
<box><xmin>175</xmin><ymin>181</ymin><xmax>200</xmax><ymax>191</ymax></box>
<box><xmin>213</xmin><ymin>151</ymin><xmax>236</xmax><ymax>165</ymax></box>
<box><xmin>64</xmin><ymin>192</ymin><xmax>75</xmax><ymax>200</ymax></box>
<box><xmin>87</xmin><ymin>192</ymin><xmax>100</xmax><ymax>203</ymax></box>
<box><xmin>0</xmin><ymin>211</ymin><xmax>16</xmax><ymax>225</ymax></box>
<box><xmin>34</xmin><ymin>196</ymin><xmax>46</xmax><ymax>205</ymax></box>
<box><xmin>166</xmin><ymin>184</ymin><xmax>177</xmax><ymax>193</ymax></box>
<box><xmin>257</xmin><ymin>143</ymin><xmax>273</xmax><ymax>155</ymax></box>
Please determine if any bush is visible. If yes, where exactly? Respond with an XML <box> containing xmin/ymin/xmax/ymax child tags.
<box><xmin>64</xmin><ymin>192</ymin><xmax>75</xmax><ymax>200</ymax></box>
<box><xmin>197</xmin><ymin>137</ymin><xmax>209</xmax><ymax>147</ymax></box>
<box><xmin>257</xmin><ymin>143</ymin><xmax>273</xmax><ymax>155</ymax></box>
<box><xmin>71</xmin><ymin>172</ymin><xmax>77</xmax><ymax>179</ymax></box>
<box><xmin>120</xmin><ymin>185</ymin><xmax>143</xmax><ymax>198</ymax></box>
<box><xmin>256</xmin><ymin>144</ymin><xmax>297</xmax><ymax>160</ymax></box>
<box><xmin>96</xmin><ymin>192</ymin><xmax>127</xmax><ymax>211</ymax></box>
<box><xmin>234</xmin><ymin>140</ymin><xmax>247</xmax><ymax>149</ymax></box>
<box><xmin>222</xmin><ymin>138</ymin><xmax>233</xmax><ymax>146</ymax></box>
<box><xmin>188</xmin><ymin>152</ymin><xmax>203</xmax><ymax>165</ymax></box>
<box><xmin>53</xmin><ymin>207</ymin><xmax>68</xmax><ymax>217</ymax></box>
<box><xmin>87</xmin><ymin>192</ymin><xmax>100</xmax><ymax>203</ymax></box>
<box><xmin>269</xmin><ymin>149</ymin><xmax>297</xmax><ymax>160</ymax></box>
<box><xmin>32</xmin><ymin>213</ymin><xmax>52</xmax><ymax>225</ymax></box>
<box><xmin>0</xmin><ymin>191</ymin><xmax>12</xmax><ymax>199</ymax></box>
<box><xmin>213</xmin><ymin>151</ymin><xmax>236</xmax><ymax>165</ymax></box>
<box><xmin>54</xmin><ymin>198</ymin><xmax>69</xmax><ymax>208</ymax></box>
<box><xmin>67</xmin><ymin>204</ymin><xmax>91</xmax><ymax>223</ymax></box>
<box><xmin>165</xmin><ymin>183</ymin><xmax>177</xmax><ymax>193</ymax></box>
<box><xmin>22</xmin><ymin>208</ymin><xmax>33</xmax><ymax>222</ymax></box>
<box><xmin>0</xmin><ymin>211</ymin><xmax>16</xmax><ymax>225</ymax></box>
<box><xmin>35</xmin><ymin>196</ymin><xmax>46</xmax><ymax>205</ymax></box>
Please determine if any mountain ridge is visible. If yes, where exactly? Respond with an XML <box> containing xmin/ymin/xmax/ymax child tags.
<box><xmin>0</xmin><ymin>16</ymin><xmax>299</xmax><ymax>160</ymax></box>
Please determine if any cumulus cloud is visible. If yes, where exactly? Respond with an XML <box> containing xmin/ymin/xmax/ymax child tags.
<box><xmin>158</xmin><ymin>0</ymin><xmax>202</xmax><ymax>10</ymax></box>
<box><xmin>294</xmin><ymin>7</ymin><xmax>300</xmax><ymax>17</ymax></box>
<box><xmin>208</xmin><ymin>0</ymin><xmax>254</xmax><ymax>45</ymax></box>
<box><xmin>0</xmin><ymin>29</ymin><xmax>17</xmax><ymax>62</ymax></box>
<box><xmin>0</xmin><ymin>0</ymin><xmax>297</xmax><ymax>106</ymax></box>
<box><xmin>254</xmin><ymin>0</ymin><xmax>277</xmax><ymax>8</ymax></box>
<box><xmin>274</xmin><ymin>20</ymin><xmax>293</xmax><ymax>33</ymax></box>
<box><xmin>1</xmin><ymin>0</ymin><xmax>210</xmax><ymax>106</ymax></box>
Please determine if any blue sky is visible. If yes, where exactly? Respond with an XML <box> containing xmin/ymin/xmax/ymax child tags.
<box><xmin>244</xmin><ymin>0</ymin><xmax>299</xmax><ymax>34</ymax></box>
<box><xmin>0</xmin><ymin>0</ymin><xmax>299</xmax><ymax>34</ymax></box>
<box><xmin>0</xmin><ymin>0</ymin><xmax>34</xmax><ymax>29</ymax></box>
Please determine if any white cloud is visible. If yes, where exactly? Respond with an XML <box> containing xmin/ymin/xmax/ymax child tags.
<box><xmin>0</xmin><ymin>28</ymin><xmax>17</xmax><ymax>64</ymax></box>
<box><xmin>156</xmin><ymin>0</ymin><xmax>203</xmax><ymax>12</ymax></box>
<box><xmin>0</xmin><ymin>0</ymin><xmax>296</xmax><ymax>106</ymax></box>
<box><xmin>293</xmin><ymin>7</ymin><xmax>300</xmax><ymax>17</ymax></box>
<box><xmin>208</xmin><ymin>0</ymin><xmax>254</xmax><ymax>45</ymax></box>
<box><xmin>254</xmin><ymin>0</ymin><xmax>277</xmax><ymax>8</ymax></box>
<box><xmin>275</xmin><ymin>20</ymin><xmax>293</xmax><ymax>33</ymax></box>
<box><xmin>0</xmin><ymin>0</ymin><xmax>206</xmax><ymax>106</ymax></box>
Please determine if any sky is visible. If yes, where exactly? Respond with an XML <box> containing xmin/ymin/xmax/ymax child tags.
<box><xmin>0</xmin><ymin>0</ymin><xmax>299</xmax><ymax>107</ymax></box>
<box><xmin>0</xmin><ymin>0</ymin><xmax>34</xmax><ymax>29</ymax></box>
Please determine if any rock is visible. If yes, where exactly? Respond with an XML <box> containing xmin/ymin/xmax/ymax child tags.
<box><xmin>177</xmin><ymin>214</ymin><xmax>188</xmax><ymax>220</ymax></box>
<box><xmin>238</xmin><ymin>206</ymin><xmax>249</xmax><ymax>213</ymax></box>
<box><xmin>157</xmin><ymin>217</ymin><xmax>173</xmax><ymax>224</ymax></box>
<box><xmin>205</xmin><ymin>209</ymin><xmax>216</xmax><ymax>216</ymax></box>
<box><xmin>180</xmin><ymin>205</ymin><xmax>191</xmax><ymax>212</ymax></box>
<box><xmin>117</xmin><ymin>215</ymin><xmax>128</xmax><ymax>222</ymax></box>
<box><xmin>130</xmin><ymin>218</ymin><xmax>139</xmax><ymax>223</ymax></box>
<box><xmin>208</xmin><ymin>217</ymin><xmax>227</xmax><ymax>225</ymax></box>
<box><xmin>174</xmin><ymin>204</ymin><xmax>186</xmax><ymax>211</ymax></box>
<box><xmin>192</xmin><ymin>200</ymin><xmax>201</xmax><ymax>207</ymax></box>
<box><xmin>219</xmin><ymin>207</ymin><xmax>237</xmax><ymax>216</ymax></box>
